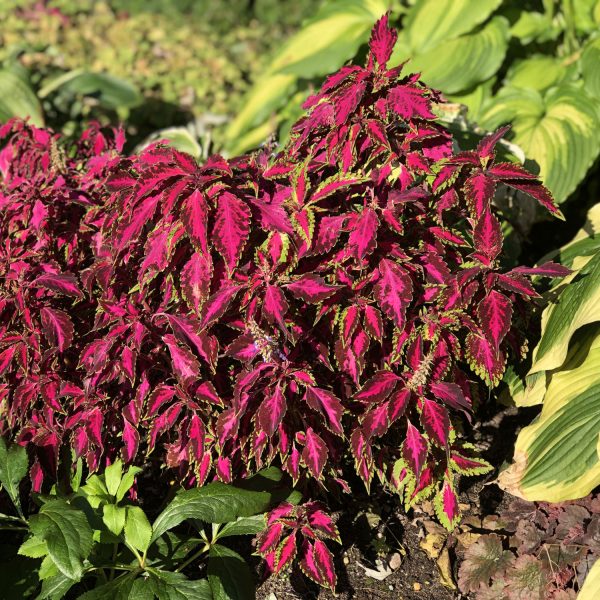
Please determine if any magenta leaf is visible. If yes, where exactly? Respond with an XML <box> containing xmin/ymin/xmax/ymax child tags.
<box><xmin>421</xmin><ymin>399</ymin><xmax>450</xmax><ymax>448</ymax></box>
<box><xmin>388</xmin><ymin>84</ymin><xmax>435</xmax><ymax>121</ymax></box>
<box><xmin>348</xmin><ymin>207</ymin><xmax>379</xmax><ymax>260</ymax></box>
<box><xmin>355</xmin><ymin>370</ymin><xmax>399</xmax><ymax>403</ymax></box>
<box><xmin>374</xmin><ymin>259</ymin><xmax>413</xmax><ymax>328</ymax></box>
<box><xmin>305</xmin><ymin>387</ymin><xmax>344</xmax><ymax>436</ymax></box>
<box><xmin>285</xmin><ymin>274</ymin><xmax>339</xmax><ymax>303</ymax></box>
<box><xmin>257</xmin><ymin>384</ymin><xmax>287</xmax><ymax>437</ymax></box>
<box><xmin>369</xmin><ymin>13</ymin><xmax>397</xmax><ymax>68</ymax></box>
<box><xmin>33</xmin><ymin>273</ymin><xmax>82</xmax><ymax>299</ymax></box>
<box><xmin>40</xmin><ymin>307</ymin><xmax>74</xmax><ymax>353</ymax></box>
<box><xmin>478</xmin><ymin>290</ymin><xmax>512</xmax><ymax>350</ymax></box>
<box><xmin>212</xmin><ymin>191</ymin><xmax>251</xmax><ymax>271</ymax></box>
<box><xmin>302</xmin><ymin>427</ymin><xmax>328</xmax><ymax>480</ymax></box>
<box><xmin>472</xmin><ymin>209</ymin><xmax>503</xmax><ymax>264</ymax></box>
<box><xmin>402</xmin><ymin>419</ymin><xmax>428</xmax><ymax>477</ymax></box>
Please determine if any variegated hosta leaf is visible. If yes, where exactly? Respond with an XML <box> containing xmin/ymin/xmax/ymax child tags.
<box><xmin>224</xmin><ymin>0</ymin><xmax>387</xmax><ymax>154</ymax></box>
<box><xmin>530</xmin><ymin>249</ymin><xmax>600</xmax><ymax>375</ymax></box>
<box><xmin>499</xmin><ymin>325</ymin><xmax>600</xmax><ymax>502</ymax></box>
<box><xmin>480</xmin><ymin>84</ymin><xmax>600</xmax><ymax>203</ymax></box>
<box><xmin>390</xmin><ymin>16</ymin><xmax>509</xmax><ymax>94</ymax></box>
<box><xmin>579</xmin><ymin>556</ymin><xmax>600</xmax><ymax>600</ymax></box>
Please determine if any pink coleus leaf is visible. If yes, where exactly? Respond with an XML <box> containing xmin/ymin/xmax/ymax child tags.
<box><xmin>363</xmin><ymin>305</ymin><xmax>383</xmax><ymax>340</ymax></box>
<box><xmin>263</xmin><ymin>284</ymin><xmax>289</xmax><ymax>332</ymax></box>
<box><xmin>421</xmin><ymin>399</ymin><xmax>450</xmax><ymax>448</ymax></box>
<box><xmin>487</xmin><ymin>161</ymin><xmax>538</xmax><ymax>180</ymax></box>
<box><xmin>302</xmin><ymin>427</ymin><xmax>328</xmax><ymax>480</ymax></box>
<box><xmin>181</xmin><ymin>189</ymin><xmax>209</xmax><ymax>254</ymax></box>
<box><xmin>305</xmin><ymin>387</ymin><xmax>344</xmax><ymax>436</ymax></box>
<box><xmin>387</xmin><ymin>84</ymin><xmax>435</xmax><ymax>121</ymax></box>
<box><xmin>285</xmin><ymin>274</ymin><xmax>339</xmax><ymax>303</ymax></box>
<box><xmin>430</xmin><ymin>382</ymin><xmax>471</xmax><ymax>412</ymax></box>
<box><xmin>434</xmin><ymin>477</ymin><xmax>461</xmax><ymax>531</ymax></box>
<box><xmin>348</xmin><ymin>207</ymin><xmax>379</xmax><ymax>260</ymax></box>
<box><xmin>274</xmin><ymin>534</ymin><xmax>297</xmax><ymax>573</ymax></box>
<box><xmin>388</xmin><ymin>388</ymin><xmax>411</xmax><ymax>423</ymax></box>
<box><xmin>200</xmin><ymin>283</ymin><xmax>240</xmax><ymax>328</ymax></box>
<box><xmin>180</xmin><ymin>252</ymin><xmax>212</xmax><ymax>316</ymax></box>
<box><xmin>258</xmin><ymin>521</ymin><xmax>284</xmax><ymax>555</ymax></box>
<box><xmin>40</xmin><ymin>307</ymin><xmax>74</xmax><ymax>352</ymax></box>
<box><xmin>478</xmin><ymin>290</ymin><xmax>512</xmax><ymax>350</ymax></box>
<box><xmin>361</xmin><ymin>402</ymin><xmax>390</xmax><ymax>438</ymax></box>
<box><xmin>504</xmin><ymin>179</ymin><xmax>562</xmax><ymax>217</ymax></box>
<box><xmin>163</xmin><ymin>334</ymin><xmax>200</xmax><ymax>385</ymax></box>
<box><xmin>402</xmin><ymin>419</ymin><xmax>428</xmax><ymax>477</ymax></box>
<box><xmin>212</xmin><ymin>191</ymin><xmax>251</xmax><ymax>271</ymax></box>
<box><xmin>476</xmin><ymin>125</ymin><xmax>510</xmax><ymax>163</ymax></box>
<box><xmin>33</xmin><ymin>273</ymin><xmax>83</xmax><ymax>299</ymax></box>
<box><xmin>510</xmin><ymin>261</ymin><xmax>571</xmax><ymax>277</ymax></box>
<box><xmin>299</xmin><ymin>541</ymin><xmax>326</xmax><ymax>586</ymax></box>
<box><xmin>307</xmin><ymin>506</ymin><xmax>340</xmax><ymax>542</ymax></box>
<box><xmin>374</xmin><ymin>259</ymin><xmax>413</xmax><ymax>328</ymax></box>
<box><xmin>355</xmin><ymin>370</ymin><xmax>399</xmax><ymax>403</ymax></box>
<box><xmin>257</xmin><ymin>384</ymin><xmax>287</xmax><ymax>437</ymax></box>
<box><xmin>464</xmin><ymin>172</ymin><xmax>496</xmax><ymax>219</ymax></box>
<box><xmin>466</xmin><ymin>332</ymin><xmax>505</xmax><ymax>386</ymax></box>
<box><xmin>369</xmin><ymin>13</ymin><xmax>397</xmax><ymax>68</ymax></box>
<box><xmin>472</xmin><ymin>209</ymin><xmax>502</xmax><ymax>263</ymax></box>
<box><xmin>312</xmin><ymin>539</ymin><xmax>337</xmax><ymax>591</ymax></box>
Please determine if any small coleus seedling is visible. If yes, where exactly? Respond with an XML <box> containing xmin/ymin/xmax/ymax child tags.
<box><xmin>458</xmin><ymin>495</ymin><xmax>600</xmax><ymax>599</ymax></box>
<box><xmin>0</xmin><ymin>14</ymin><xmax>570</xmax><ymax>589</ymax></box>
<box><xmin>256</xmin><ymin>501</ymin><xmax>341</xmax><ymax>590</ymax></box>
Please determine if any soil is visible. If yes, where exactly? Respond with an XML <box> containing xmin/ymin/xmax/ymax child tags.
<box><xmin>256</xmin><ymin>403</ymin><xmax>540</xmax><ymax>600</ymax></box>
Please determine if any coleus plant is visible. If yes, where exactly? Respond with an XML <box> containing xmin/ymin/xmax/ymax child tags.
<box><xmin>0</xmin><ymin>15</ymin><xmax>568</xmax><ymax>591</ymax></box>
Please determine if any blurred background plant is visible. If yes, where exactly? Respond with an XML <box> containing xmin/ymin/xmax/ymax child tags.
<box><xmin>0</xmin><ymin>0</ymin><xmax>319</xmax><ymax>151</ymax></box>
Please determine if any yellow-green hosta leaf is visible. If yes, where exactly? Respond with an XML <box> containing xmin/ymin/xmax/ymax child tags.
<box><xmin>498</xmin><ymin>325</ymin><xmax>600</xmax><ymax>502</ymax></box>
<box><xmin>446</xmin><ymin>77</ymin><xmax>495</xmax><ymax>122</ymax></box>
<box><xmin>402</xmin><ymin>0</ymin><xmax>502</xmax><ymax>53</ymax></box>
<box><xmin>579</xmin><ymin>557</ymin><xmax>600</xmax><ymax>600</ymax></box>
<box><xmin>582</xmin><ymin>39</ymin><xmax>600</xmax><ymax>99</ymax></box>
<box><xmin>481</xmin><ymin>85</ymin><xmax>600</xmax><ymax>203</ymax></box>
<box><xmin>506</xmin><ymin>55</ymin><xmax>567</xmax><ymax>92</ymax></box>
<box><xmin>0</xmin><ymin>69</ymin><xmax>44</xmax><ymax>126</ymax></box>
<box><xmin>530</xmin><ymin>250</ymin><xmax>600</xmax><ymax>374</ymax></box>
<box><xmin>225</xmin><ymin>0</ymin><xmax>387</xmax><ymax>152</ymax></box>
<box><xmin>393</xmin><ymin>17</ymin><xmax>509</xmax><ymax>95</ymax></box>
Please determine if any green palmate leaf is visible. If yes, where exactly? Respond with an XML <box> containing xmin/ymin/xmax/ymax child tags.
<box><xmin>225</xmin><ymin>0</ymin><xmax>387</xmax><ymax>153</ymax></box>
<box><xmin>151</xmin><ymin>469</ymin><xmax>285</xmax><ymax>543</ymax></box>
<box><xmin>391</xmin><ymin>16</ymin><xmax>509</xmax><ymax>95</ymax></box>
<box><xmin>29</xmin><ymin>499</ymin><xmax>93</xmax><ymax>581</ymax></box>
<box><xmin>530</xmin><ymin>250</ymin><xmax>600</xmax><ymax>374</ymax></box>
<box><xmin>18</xmin><ymin>535</ymin><xmax>48</xmax><ymax>559</ymax></box>
<box><xmin>77</xmin><ymin>573</ymin><xmax>154</xmax><ymax>600</ymax></box>
<box><xmin>36</xmin><ymin>571</ymin><xmax>77</xmax><ymax>600</ymax></box>
<box><xmin>480</xmin><ymin>84</ymin><xmax>600</xmax><ymax>202</ymax></box>
<box><xmin>0</xmin><ymin>437</ymin><xmax>28</xmax><ymax>510</ymax></box>
<box><xmin>217</xmin><ymin>515</ymin><xmax>266</xmax><ymax>539</ymax></box>
<box><xmin>116</xmin><ymin>465</ymin><xmax>142</xmax><ymax>503</ymax></box>
<box><xmin>499</xmin><ymin>325</ymin><xmax>600</xmax><ymax>502</ymax></box>
<box><xmin>146</xmin><ymin>569</ymin><xmax>213</xmax><ymax>600</ymax></box>
<box><xmin>402</xmin><ymin>0</ymin><xmax>502</xmax><ymax>53</ymax></box>
<box><xmin>0</xmin><ymin>68</ymin><xmax>44</xmax><ymax>126</ymax></box>
<box><xmin>104</xmin><ymin>459</ymin><xmax>123</xmax><ymax>497</ymax></box>
<box><xmin>103</xmin><ymin>504</ymin><xmax>127</xmax><ymax>536</ymax></box>
<box><xmin>580</xmin><ymin>557</ymin><xmax>600</xmax><ymax>600</ymax></box>
<box><xmin>124</xmin><ymin>506</ymin><xmax>152</xmax><ymax>553</ymax></box>
<box><xmin>208</xmin><ymin>544</ymin><xmax>254</xmax><ymax>600</ymax></box>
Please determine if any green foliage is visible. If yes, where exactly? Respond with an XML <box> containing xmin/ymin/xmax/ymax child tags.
<box><xmin>499</xmin><ymin>203</ymin><xmax>600</xmax><ymax>502</ymax></box>
<box><xmin>0</xmin><ymin>0</ymin><xmax>318</xmax><ymax>147</ymax></box>
<box><xmin>0</xmin><ymin>449</ymin><xmax>290</xmax><ymax>599</ymax></box>
<box><xmin>230</xmin><ymin>0</ymin><xmax>600</xmax><ymax>202</ymax></box>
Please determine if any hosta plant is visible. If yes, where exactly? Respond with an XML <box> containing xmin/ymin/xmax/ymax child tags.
<box><xmin>500</xmin><ymin>202</ymin><xmax>600</xmax><ymax>502</ymax></box>
<box><xmin>1</xmin><ymin>16</ymin><xmax>567</xmax><ymax>591</ymax></box>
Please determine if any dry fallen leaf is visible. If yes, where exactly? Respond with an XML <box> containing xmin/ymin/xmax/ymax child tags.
<box><xmin>436</xmin><ymin>547</ymin><xmax>457</xmax><ymax>590</ymax></box>
<box><xmin>420</xmin><ymin>519</ymin><xmax>447</xmax><ymax>560</ymax></box>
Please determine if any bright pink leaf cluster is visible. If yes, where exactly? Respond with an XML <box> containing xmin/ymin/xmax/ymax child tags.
<box><xmin>0</xmin><ymin>16</ymin><xmax>568</xmax><ymax>557</ymax></box>
<box><xmin>257</xmin><ymin>502</ymin><xmax>340</xmax><ymax>590</ymax></box>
